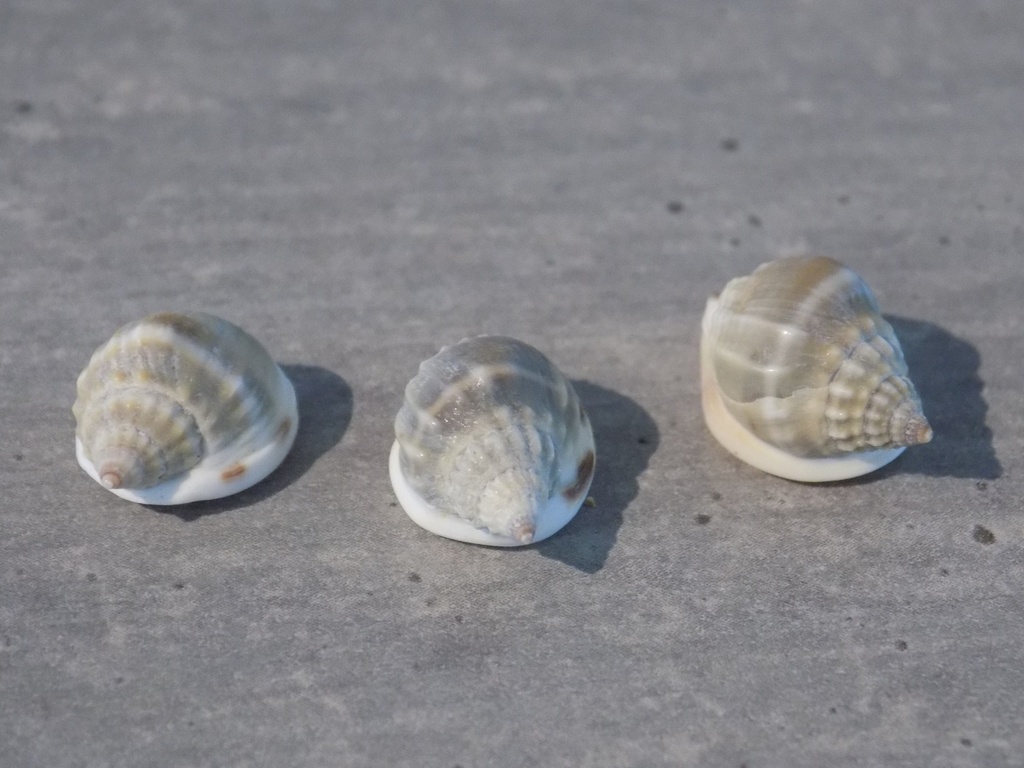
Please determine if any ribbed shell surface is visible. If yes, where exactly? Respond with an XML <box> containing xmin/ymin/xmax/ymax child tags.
<box><xmin>73</xmin><ymin>312</ymin><xmax>290</xmax><ymax>490</ymax></box>
<box><xmin>703</xmin><ymin>257</ymin><xmax>930</xmax><ymax>458</ymax></box>
<box><xmin>394</xmin><ymin>336</ymin><xmax>593</xmax><ymax>537</ymax></box>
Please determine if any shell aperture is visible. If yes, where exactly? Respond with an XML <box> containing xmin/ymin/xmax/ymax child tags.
<box><xmin>73</xmin><ymin>312</ymin><xmax>299</xmax><ymax>504</ymax></box>
<box><xmin>700</xmin><ymin>256</ymin><xmax>931</xmax><ymax>482</ymax></box>
<box><xmin>391</xmin><ymin>336</ymin><xmax>596</xmax><ymax>546</ymax></box>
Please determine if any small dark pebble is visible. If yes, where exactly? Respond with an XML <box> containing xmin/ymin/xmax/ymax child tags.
<box><xmin>721</xmin><ymin>137</ymin><xmax>740</xmax><ymax>152</ymax></box>
<box><xmin>710</xmin><ymin>491</ymin><xmax>721</xmax><ymax>501</ymax></box>
<box><xmin>388</xmin><ymin>502</ymin><xmax>397</xmax><ymax>507</ymax></box>
<box><xmin>747</xmin><ymin>214</ymin><xmax>762</xmax><ymax>227</ymax></box>
<box><xmin>972</xmin><ymin>525</ymin><xmax>996</xmax><ymax>545</ymax></box>
<box><xmin>939</xmin><ymin>235</ymin><xmax>950</xmax><ymax>246</ymax></box>
<box><xmin>667</xmin><ymin>200</ymin><xmax>684</xmax><ymax>214</ymax></box>
<box><xmin>695</xmin><ymin>513</ymin><xmax>711</xmax><ymax>525</ymax></box>
<box><xmin>408</xmin><ymin>572</ymin><xmax>422</xmax><ymax>583</ymax></box>
<box><xmin>637</xmin><ymin>436</ymin><xmax>649</xmax><ymax>445</ymax></box>
<box><xmin>975</xmin><ymin>481</ymin><xmax>987</xmax><ymax>491</ymax></box>
<box><xmin>114</xmin><ymin>676</ymin><xmax>124</xmax><ymax>684</ymax></box>
<box><xmin>729</xmin><ymin>236</ymin><xmax>741</xmax><ymax>247</ymax></box>
<box><xmin>939</xmin><ymin>568</ymin><xmax>949</xmax><ymax>576</ymax></box>
<box><xmin>425</xmin><ymin>597</ymin><xmax>436</xmax><ymax>607</ymax></box>
<box><xmin>895</xmin><ymin>640</ymin><xmax>908</xmax><ymax>651</ymax></box>
<box><xmin>961</xmin><ymin>738</ymin><xmax>972</xmax><ymax>747</ymax></box>
<box><xmin>85</xmin><ymin>573</ymin><xmax>97</xmax><ymax>582</ymax></box>
<box><xmin>187</xmin><ymin>720</ymin><xmax>196</xmax><ymax>727</ymax></box>
<box><xmin>13</xmin><ymin>453</ymin><xmax>23</xmax><ymax>461</ymax></box>
<box><xmin>454</xmin><ymin>615</ymin><xmax>463</xmax><ymax>624</ymax></box>
<box><xmin>172</xmin><ymin>582</ymin><xmax>185</xmax><ymax>590</ymax></box>
<box><xmin>837</xmin><ymin>194</ymin><xmax>850</xmax><ymax>204</ymax></box>
<box><xmin>15</xmin><ymin>101</ymin><xmax>32</xmax><ymax>114</ymax></box>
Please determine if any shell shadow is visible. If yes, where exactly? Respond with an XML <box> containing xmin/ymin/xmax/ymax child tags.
<box><xmin>869</xmin><ymin>316</ymin><xmax>1000</xmax><ymax>480</ymax></box>
<box><xmin>535</xmin><ymin>380</ymin><xmax>659</xmax><ymax>573</ymax></box>
<box><xmin>154</xmin><ymin>364</ymin><xmax>352</xmax><ymax>521</ymax></box>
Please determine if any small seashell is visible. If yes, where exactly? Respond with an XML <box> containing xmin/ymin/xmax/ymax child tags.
<box><xmin>73</xmin><ymin>312</ymin><xmax>299</xmax><ymax>504</ymax></box>
<box><xmin>700</xmin><ymin>256</ymin><xmax>932</xmax><ymax>482</ymax></box>
<box><xmin>390</xmin><ymin>336</ymin><xmax>596</xmax><ymax>546</ymax></box>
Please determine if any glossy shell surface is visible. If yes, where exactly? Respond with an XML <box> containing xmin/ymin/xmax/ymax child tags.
<box><xmin>391</xmin><ymin>336</ymin><xmax>596</xmax><ymax>546</ymax></box>
<box><xmin>73</xmin><ymin>312</ymin><xmax>298</xmax><ymax>504</ymax></box>
<box><xmin>700</xmin><ymin>256</ymin><xmax>931</xmax><ymax>482</ymax></box>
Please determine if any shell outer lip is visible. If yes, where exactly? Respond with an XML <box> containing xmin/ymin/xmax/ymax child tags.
<box><xmin>75</xmin><ymin>365</ymin><xmax>299</xmax><ymax>505</ymax></box>
<box><xmin>700</xmin><ymin>296</ymin><xmax>906</xmax><ymax>483</ymax></box>
<box><xmin>388</xmin><ymin>440</ymin><xmax>592</xmax><ymax>547</ymax></box>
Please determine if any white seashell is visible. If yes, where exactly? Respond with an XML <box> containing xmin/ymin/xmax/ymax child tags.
<box><xmin>73</xmin><ymin>312</ymin><xmax>299</xmax><ymax>504</ymax></box>
<box><xmin>390</xmin><ymin>336</ymin><xmax>596</xmax><ymax>546</ymax></box>
<box><xmin>700</xmin><ymin>256</ymin><xmax>932</xmax><ymax>482</ymax></box>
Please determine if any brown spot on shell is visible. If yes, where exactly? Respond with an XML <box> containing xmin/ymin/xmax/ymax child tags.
<box><xmin>563</xmin><ymin>450</ymin><xmax>595</xmax><ymax>500</ymax></box>
<box><xmin>145</xmin><ymin>312</ymin><xmax>219</xmax><ymax>348</ymax></box>
<box><xmin>487</xmin><ymin>370</ymin><xmax>517</xmax><ymax>389</ymax></box>
<box><xmin>275</xmin><ymin>417</ymin><xmax>292</xmax><ymax>442</ymax></box>
<box><xmin>221</xmin><ymin>463</ymin><xmax>246</xmax><ymax>482</ymax></box>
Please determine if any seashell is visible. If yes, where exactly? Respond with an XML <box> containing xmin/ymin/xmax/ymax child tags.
<box><xmin>73</xmin><ymin>312</ymin><xmax>299</xmax><ymax>504</ymax></box>
<box><xmin>700</xmin><ymin>256</ymin><xmax>932</xmax><ymax>482</ymax></box>
<box><xmin>390</xmin><ymin>336</ymin><xmax>596</xmax><ymax>547</ymax></box>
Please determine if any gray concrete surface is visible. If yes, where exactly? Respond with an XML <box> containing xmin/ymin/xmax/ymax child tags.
<box><xmin>2</xmin><ymin>1</ymin><xmax>1022</xmax><ymax>766</ymax></box>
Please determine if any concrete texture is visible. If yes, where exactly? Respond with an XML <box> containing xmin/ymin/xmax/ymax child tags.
<box><xmin>1</xmin><ymin>1</ymin><xmax>1022</xmax><ymax>765</ymax></box>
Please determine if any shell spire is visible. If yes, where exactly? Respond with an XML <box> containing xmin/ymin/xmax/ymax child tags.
<box><xmin>99</xmin><ymin>451</ymin><xmax>146</xmax><ymax>489</ymax></box>
<box><xmin>444</xmin><ymin>419</ymin><xmax>556</xmax><ymax>544</ymax></box>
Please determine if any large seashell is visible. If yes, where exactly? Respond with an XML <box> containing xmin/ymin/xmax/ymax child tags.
<box><xmin>73</xmin><ymin>312</ymin><xmax>299</xmax><ymax>504</ymax></box>
<box><xmin>700</xmin><ymin>256</ymin><xmax>932</xmax><ymax>482</ymax></box>
<box><xmin>390</xmin><ymin>336</ymin><xmax>596</xmax><ymax>546</ymax></box>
